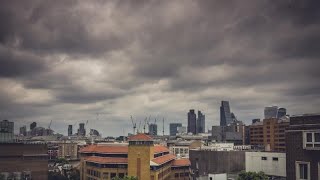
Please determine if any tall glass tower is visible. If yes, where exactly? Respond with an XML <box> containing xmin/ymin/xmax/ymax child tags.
<box><xmin>220</xmin><ymin>101</ymin><xmax>232</xmax><ymax>126</ymax></box>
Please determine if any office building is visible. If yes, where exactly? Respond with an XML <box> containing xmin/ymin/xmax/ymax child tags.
<box><xmin>177</xmin><ymin>126</ymin><xmax>187</xmax><ymax>135</ymax></box>
<box><xmin>78</xmin><ymin>123</ymin><xmax>86</xmax><ymax>136</ymax></box>
<box><xmin>30</xmin><ymin>122</ymin><xmax>37</xmax><ymax>130</ymax></box>
<box><xmin>197</xmin><ymin>111</ymin><xmax>205</xmax><ymax>133</ymax></box>
<box><xmin>250</xmin><ymin>118</ymin><xmax>289</xmax><ymax>152</ymax></box>
<box><xmin>68</xmin><ymin>125</ymin><xmax>73</xmax><ymax>136</ymax></box>
<box><xmin>58</xmin><ymin>141</ymin><xmax>79</xmax><ymax>160</ymax></box>
<box><xmin>79</xmin><ymin>133</ymin><xmax>191</xmax><ymax>180</ymax></box>
<box><xmin>286</xmin><ymin>114</ymin><xmax>320</xmax><ymax>180</ymax></box>
<box><xmin>169</xmin><ymin>123</ymin><xmax>182</xmax><ymax>136</ymax></box>
<box><xmin>0</xmin><ymin>143</ymin><xmax>48</xmax><ymax>180</ymax></box>
<box><xmin>188</xmin><ymin>109</ymin><xmax>197</xmax><ymax>134</ymax></box>
<box><xmin>264</xmin><ymin>106</ymin><xmax>278</xmax><ymax>119</ymax></box>
<box><xmin>0</xmin><ymin>120</ymin><xmax>14</xmax><ymax>142</ymax></box>
<box><xmin>19</xmin><ymin>125</ymin><xmax>27</xmax><ymax>136</ymax></box>
<box><xmin>220</xmin><ymin>101</ymin><xmax>232</xmax><ymax>126</ymax></box>
<box><xmin>277</xmin><ymin>107</ymin><xmax>287</xmax><ymax>118</ymax></box>
<box><xmin>149</xmin><ymin>123</ymin><xmax>158</xmax><ymax>136</ymax></box>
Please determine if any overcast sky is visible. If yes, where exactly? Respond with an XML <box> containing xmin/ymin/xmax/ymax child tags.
<box><xmin>1</xmin><ymin>0</ymin><xmax>320</xmax><ymax>136</ymax></box>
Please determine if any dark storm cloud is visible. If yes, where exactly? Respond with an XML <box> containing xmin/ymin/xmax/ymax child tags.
<box><xmin>0</xmin><ymin>0</ymin><xmax>320</xmax><ymax>135</ymax></box>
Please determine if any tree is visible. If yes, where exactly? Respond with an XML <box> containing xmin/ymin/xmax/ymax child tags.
<box><xmin>0</xmin><ymin>174</ymin><xmax>5</xmax><ymax>180</ymax></box>
<box><xmin>238</xmin><ymin>171</ymin><xmax>268</xmax><ymax>180</ymax></box>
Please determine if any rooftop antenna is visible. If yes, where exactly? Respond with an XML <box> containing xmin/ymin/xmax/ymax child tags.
<box><xmin>130</xmin><ymin>116</ymin><xmax>136</xmax><ymax>135</ymax></box>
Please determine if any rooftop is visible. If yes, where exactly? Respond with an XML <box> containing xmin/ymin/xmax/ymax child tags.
<box><xmin>151</xmin><ymin>154</ymin><xmax>176</xmax><ymax>166</ymax></box>
<box><xmin>80</xmin><ymin>144</ymin><xmax>169</xmax><ymax>154</ymax></box>
<box><xmin>85</xmin><ymin>156</ymin><xmax>128</xmax><ymax>164</ymax></box>
<box><xmin>128</xmin><ymin>133</ymin><xmax>153</xmax><ymax>141</ymax></box>
<box><xmin>172</xmin><ymin>158</ymin><xmax>191</xmax><ymax>167</ymax></box>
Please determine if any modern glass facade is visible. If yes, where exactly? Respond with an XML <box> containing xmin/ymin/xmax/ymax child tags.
<box><xmin>220</xmin><ymin>101</ymin><xmax>232</xmax><ymax>126</ymax></box>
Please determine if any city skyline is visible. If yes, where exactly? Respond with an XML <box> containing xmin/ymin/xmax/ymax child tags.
<box><xmin>1</xmin><ymin>1</ymin><xmax>320</xmax><ymax>136</ymax></box>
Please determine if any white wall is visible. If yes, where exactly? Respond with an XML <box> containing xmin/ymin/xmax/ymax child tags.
<box><xmin>245</xmin><ymin>152</ymin><xmax>286</xmax><ymax>177</ymax></box>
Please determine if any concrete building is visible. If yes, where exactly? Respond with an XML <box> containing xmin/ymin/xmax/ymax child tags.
<box><xmin>220</xmin><ymin>101</ymin><xmax>232</xmax><ymax>126</ymax></box>
<box><xmin>189</xmin><ymin>149</ymin><xmax>245</xmax><ymax>178</ymax></box>
<box><xmin>170</xmin><ymin>123</ymin><xmax>182</xmax><ymax>136</ymax></box>
<box><xmin>188</xmin><ymin>109</ymin><xmax>197</xmax><ymax>134</ymax></box>
<box><xmin>264</xmin><ymin>106</ymin><xmax>278</xmax><ymax>119</ymax></box>
<box><xmin>249</xmin><ymin>118</ymin><xmax>289</xmax><ymax>152</ymax></box>
<box><xmin>286</xmin><ymin>114</ymin><xmax>320</xmax><ymax>180</ymax></box>
<box><xmin>79</xmin><ymin>133</ymin><xmax>191</xmax><ymax>180</ymax></box>
<box><xmin>177</xmin><ymin>126</ymin><xmax>187</xmax><ymax>135</ymax></box>
<box><xmin>0</xmin><ymin>143</ymin><xmax>48</xmax><ymax>180</ymax></box>
<box><xmin>68</xmin><ymin>125</ymin><xmax>73</xmax><ymax>136</ymax></box>
<box><xmin>197</xmin><ymin>111</ymin><xmax>206</xmax><ymax>134</ymax></box>
<box><xmin>200</xmin><ymin>143</ymin><xmax>234</xmax><ymax>151</ymax></box>
<box><xmin>149</xmin><ymin>123</ymin><xmax>158</xmax><ymax>136</ymax></box>
<box><xmin>245</xmin><ymin>152</ymin><xmax>286</xmax><ymax>178</ymax></box>
<box><xmin>19</xmin><ymin>125</ymin><xmax>27</xmax><ymax>136</ymax></box>
<box><xmin>211</xmin><ymin>125</ymin><xmax>243</xmax><ymax>145</ymax></box>
<box><xmin>58</xmin><ymin>141</ymin><xmax>79</xmax><ymax>160</ymax></box>
<box><xmin>0</xmin><ymin>120</ymin><xmax>14</xmax><ymax>142</ymax></box>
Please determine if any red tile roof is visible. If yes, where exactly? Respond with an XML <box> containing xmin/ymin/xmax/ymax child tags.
<box><xmin>85</xmin><ymin>156</ymin><xmax>128</xmax><ymax>164</ymax></box>
<box><xmin>128</xmin><ymin>133</ymin><xmax>153</xmax><ymax>141</ymax></box>
<box><xmin>154</xmin><ymin>145</ymin><xmax>169</xmax><ymax>153</ymax></box>
<box><xmin>172</xmin><ymin>159</ymin><xmax>191</xmax><ymax>167</ymax></box>
<box><xmin>151</xmin><ymin>154</ymin><xmax>176</xmax><ymax>165</ymax></box>
<box><xmin>79</xmin><ymin>145</ymin><xmax>128</xmax><ymax>154</ymax></box>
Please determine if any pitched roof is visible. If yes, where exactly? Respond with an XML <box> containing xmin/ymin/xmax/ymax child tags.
<box><xmin>85</xmin><ymin>156</ymin><xmax>128</xmax><ymax>164</ymax></box>
<box><xmin>151</xmin><ymin>154</ymin><xmax>176</xmax><ymax>166</ymax></box>
<box><xmin>128</xmin><ymin>133</ymin><xmax>153</xmax><ymax>141</ymax></box>
<box><xmin>79</xmin><ymin>145</ymin><xmax>128</xmax><ymax>154</ymax></box>
<box><xmin>154</xmin><ymin>145</ymin><xmax>169</xmax><ymax>153</ymax></box>
<box><xmin>172</xmin><ymin>159</ymin><xmax>191</xmax><ymax>167</ymax></box>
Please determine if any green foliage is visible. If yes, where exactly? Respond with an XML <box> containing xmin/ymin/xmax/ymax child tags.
<box><xmin>238</xmin><ymin>171</ymin><xmax>268</xmax><ymax>180</ymax></box>
<box><xmin>48</xmin><ymin>171</ymin><xmax>68</xmax><ymax>180</ymax></box>
<box><xmin>69</xmin><ymin>168</ymin><xmax>80</xmax><ymax>180</ymax></box>
<box><xmin>55</xmin><ymin>158</ymin><xmax>69</xmax><ymax>165</ymax></box>
<box><xmin>112</xmin><ymin>176</ymin><xmax>138</xmax><ymax>180</ymax></box>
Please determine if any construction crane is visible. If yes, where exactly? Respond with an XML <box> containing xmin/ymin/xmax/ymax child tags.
<box><xmin>162</xmin><ymin>118</ymin><xmax>164</xmax><ymax>136</ymax></box>
<box><xmin>143</xmin><ymin>117</ymin><xmax>148</xmax><ymax>133</ymax></box>
<box><xmin>48</xmin><ymin>120</ymin><xmax>52</xmax><ymax>130</ymax></box>
<box><xmin>138</xmin><ymin>120</ymin><xmax>142</xmax><ymax>133</ymax></box>
<box><xmin>130</xmin><ymin>116</ymin><xmax>136</xmax><ymax>135</ymax></box>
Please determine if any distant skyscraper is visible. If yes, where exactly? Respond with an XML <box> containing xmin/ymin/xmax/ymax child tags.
<box><xmin>187</xmin><ymin>109</ymin><xmax>197</xmax><ymax>134</ymax></box>
<box><xmin>264</xmin><ymin>106</ymin><xmax>278</xmax><ymax>119</ymax></box>
<box><xmin>68</xmin><ymin>125</ymin><xmax>73</xmax><ymax>136</ymax></box>
<box><xmin>78</xmin><ymin>123</ymin><xmax>86</xmax><ymax>136</ymax></box>
<box><xmin>148</xmin><ymin>123</ymin><xmax>158</xmax><ymax>136</ymax></box>
<box><xmin>169</xmin><ymin>123</ymin><xmax>182</xmax><ymax>136</ymax></box>
<box><xmin>30</xmin><ymin>122</ymin><xmax>37</xmax><ymax>130</ymax></box>
<box><xmin>220</xmin><ymin>101</ymin><xmax>232</xmax><ymax>126</ymax></box>
<box><xmin>19</xmin><ymin>125</ymin><xmax>27</xmax><ymax>136</ymax></box>
<box><xmin>0</xmin><ymin>120</ymin><xmax>14</xmax><ymax>142</ymax></box>
<box><xmin>277</xmin><ymin>108</ymin><xmax>286</xmax><ymax>118</ymax></box>
<box><xmin>197</xmin><ymin>111</ymin><xmax>205</xmax><ymax>133</ymax></box>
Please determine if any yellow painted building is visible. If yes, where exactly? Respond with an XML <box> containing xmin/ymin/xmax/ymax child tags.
<box><xmin>79</xmin><ymin>133</ymin><xmax>190</xmax><ymax>180</ymax></box>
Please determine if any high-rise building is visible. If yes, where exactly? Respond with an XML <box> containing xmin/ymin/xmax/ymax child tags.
<box><xmin>19</xmin><ymin>125</ymin><xmax>27</xmax><ymax>136</ymax></box>
<box><xmin>68</xmin><ymin>125</ymin><xmax>73</xmax><ymax>136</ymax></box>
<box><xmin>0</xmin><ymin>120</ymin><xmax>14</xmax><ymax>142</ymax></box>
<box><xmin>264</xmin><ymin>106</ymin><xmax>278</xmax><ymax>119</ymax></box>
<box><xmin>169</xmin><ymin>123</ymin><xmax>182</xmax><ymax>136</ymax></box>
<box><xmin>277</xmin><ymin>107</ymin><xmax>286</xmax><ymax>118</ymax></box>
<box><xmin>78</xmin><ymin>123</ymin><xmax>86</xmax><ymax>136</ymax></box>
<box><xmin>30</xmin><ymin>122</ymin><xmax>37</xmax><ymax>130</ymax></box>
<box><xmin>220</xmin><ymin>101</ymin><xmax>232</xmax><ymax>126</ymax></box>
<box><xmin>197</xmin><ymin>111</ymin><xmax>205</xmax><ymax>133</ymax></box>
<box><xmin>188</xmin><ymin>109</ymin><xmax>197</xmax><ymax>134</ymax></box>
<box><xmin>148</xmin><ymin>123</ymin><xmax>158</xmax><ymax>136</ymax></box>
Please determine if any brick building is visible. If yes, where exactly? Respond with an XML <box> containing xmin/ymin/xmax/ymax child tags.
<box><xmin>0</xmin><ymin>143</ymin><xmax>48</xmax><ymax>180</ymax></box>
<box><xmin>79</xmin><ymin>133</ymin><xmax>190</xmax><ymax>180</ymax></box>
<box><xmin>249</xmin><ymin>118</ymin><xmax>289</xmax><ymax>152</ymax></box>
<box><xmin>286</xmin><ymin>114</ymin><xmax>320</xmax><ymax>180</ymax></box>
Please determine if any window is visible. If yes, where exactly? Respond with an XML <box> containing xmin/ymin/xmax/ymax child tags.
<box><xmin>304</xmin><ymin>131</ymin><xmax>320</xmax><ymax>149</ymax></box>
<box><xmin>272</xmin><ymin>157</ymin><xmax>278</xmax><ymax>161</ymax></box>
<box><xmin>296</xmin><ymin>161</ymin><xmax>310</xmax><ymax>180</ymax></box>
<box><xmin>261</xmin><ymin>157</ymin><xmax>267</xmax><ymax>160</ymax></box>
